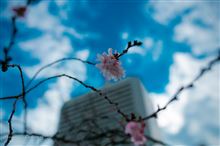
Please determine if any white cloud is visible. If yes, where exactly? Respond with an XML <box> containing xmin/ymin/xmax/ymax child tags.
<box><xmin>26</xmin><ymin>2</ymin><xmax>58</xmax><ymax>32</ymax></box>
<box><xmin>149</xmin><ymin>53</ymin><xmax>220</xmax><ymax>144</ymax></box>
<box><xmin>0</xmin><ymin>109</ymin><xmax>5</xmax><ymax>118</ymax></box>
<box><xmin>173</xmin><ymin>3</ymin><xmax>219</xmax><ymax>55</ymax></box>
<box><xmin>121</xmin><ymin>32</ymin><xmax>129</xmax><ymax>40</ymax></box>
<box><xmin>76</xmin><ymin>49</ymin><xmax>90</xmax><ymax>60</ymax></box>
<box><xmin>149</xmin><ymin>93</ymin><xmax>185</xmax><ymax>134</ymax></box>
<box><xmin>148</xmin><ymin>1</ymin><xmax>220</xmax><ymax>55</ymax></box>
<box><xmin>25</xmin><ymin>1</ymin><xmax>85</xmax><ymax>39</ymax></box>
<box><xmin>148</xmin><ymin>0</ymin><xmax>195</xmax><ymax>25</ymax></box>
<box><xmin>20</xmin><ymin>34</ymin><xmax>72</xmax><ymax>63</ymax></box>
<box><xmin>27</xmin><ymin>78</ymin><xmax>72</xmax><ymax>135</ymax></box>
<box><xmin>128</xmin><ymin>46</ymin><xmax>147</xmax><ymax>55</ymax></box>
<box><xmin>8</xmin><ymin>136</ymin><xmax>53</xmax><ymax>146</ymax></box>
<box><xmin>175</xmin><ymin>21</ymin><xmax>216</xmax><ymax>53</ymax></box>
<box><xmin>143</xmin><ymin>37</ymin><xmax>154</xmax><ymax>49</ymax></box>
<box><xmin>55</xmin><ymin>0</ymin><xmax>68</xmax><ymax>7</ymax></box>
<box><xmin>0</xmin><ymin>113</ymin><xmax>54</xmax><ymax>146</ymax></box>
<box><xmin>152</xmin><ymin>40</ymin><xmax>163</xmax><ymax>61</ymax></box>
<box><xmin>19</xmin><ymin>33</ymin><xmax>74</xmax><ymax>79</ymax></box>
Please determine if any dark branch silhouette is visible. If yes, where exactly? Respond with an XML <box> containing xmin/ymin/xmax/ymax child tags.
<box><xmin>1</xmin><ymin>130</ymin><xmax>167</xmax><ymax>146</ymax></box>
<box><xmin>142</xmin><ymin>54</ymin><xmax>220</xmax><ymax>121</ymax></box>
<box><xmin>3</xmin><ymin>99</ymin><xmax>18</xmax><ymax>146</ymax></box>
<box><xmin>0</xmin><ymin>16</ymin><xmax>17</xmax><ymax>72</ymax></box>
<box><xmin>3</xmin><ymin>64</ymin><xmax>27</xmax><ymax>146</ymax></box>
<box><xmin>7</xmin><ymin>64</ymin><xmax>27</xmax><ymax>132</ymax></box>
<box><xmin>116</xmin><ymin>40</ymin><xmax>142</xmax><ymax>59</ymax></box>
<box><xmin>25</xmin><ymin>57</ymin><xmax>96</xmax><ymax>89</ymax></box>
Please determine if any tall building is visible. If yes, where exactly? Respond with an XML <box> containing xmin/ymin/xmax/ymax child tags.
<box><xmin>54</xmin><ymin>78</ymin><xmax>161</xmax><ymax>146</ymax></box>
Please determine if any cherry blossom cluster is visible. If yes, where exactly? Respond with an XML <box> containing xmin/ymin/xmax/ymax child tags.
<box><xmin>96</xmin><ymin>40</ymin><xmax>142</xmax><ymax>81</ymax></box>
<box><xmin>125</xmin><ymin>121</ymin><xmax>147</xmax><ymax>146</ymax></box>
<box><xmin>96</xmin><ymin>46</ymin><xmax>147</xmax><ymax>145</ymax></box>
<box><xmin>96</xmin><ymin>48</ymin><xmax>125</xmax><ymax>81</ymax></box>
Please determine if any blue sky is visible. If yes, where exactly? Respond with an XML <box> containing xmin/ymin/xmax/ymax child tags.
<box><xmin>0</xmin><ymin>0</ymin><xmax>219</xmax><ymax>145</ymax></box>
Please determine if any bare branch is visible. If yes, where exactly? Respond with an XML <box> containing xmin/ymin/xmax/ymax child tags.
<box><xmin>1</xmin><ymin>129</ymin><xmax>168</xmax><ymax>146</ymax></box>
<box><xmin>3</xmin><ymin>99</ymin><xmax>18</xmax><ymax>146</ymax></box>
<box><xmin>0</xmin><ymin>73</ymin><xmax>129</xmax><ymax>120</ymax></box>
<box><xmin>0</xmin><ymin>16</ymin><xmax>17</xmax><ymax>72</ymax></box>
<box><xmin>7</xmin><ymin>64</ymin><xmax>27</xmax><ymax>132</ymax></box>
<box><xmin>25</xmin><ymin>57</ymin><xmax>95</xmax><ymax>89</ymax></box>
<box><xmin>142</xmin><ymin>54</ymin><xmax>220</xmax><ymax>121</ymax></box>
<box><xmin>3</xmin><ymin>64</ymin><xmax>27</xmax><ymax>146</ymax></box>
<box><xmin>116</xmin><ymin>40</ymin><xmax>142</xmax><ymax>59</ymax></box>
<box><xmin>145</xmin><ymin>135</ymin><xmax>169</xmax><ymax>146</ymax></box>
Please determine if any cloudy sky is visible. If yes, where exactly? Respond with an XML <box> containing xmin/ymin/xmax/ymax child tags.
<box><xmin>0</xmin><ymin>0</ymin><xmax>219</xmax><ymax>145</ymax></box>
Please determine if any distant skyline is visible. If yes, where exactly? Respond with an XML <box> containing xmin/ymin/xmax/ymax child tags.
<box><xmin>0</xmin><ymin>0</ymin><xmax>219</xmax><ymax>145</ymax></box>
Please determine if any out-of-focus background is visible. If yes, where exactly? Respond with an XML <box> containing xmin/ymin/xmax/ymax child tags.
<box><xmin>0</xmin><ymin>0</ymin><xmax>219</xmax><ymax>145</ymax></box>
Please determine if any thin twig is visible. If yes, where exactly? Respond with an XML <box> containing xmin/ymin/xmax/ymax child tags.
<box><xmin>116</xmin><ymin>40</ymin><xmax>142</xmax><ymax>59</ymax></box>
<box><xmin>0</xmin><ymin>73</ymin><xmax>128</xmax><ymax>120</ymax></box>
<box><xmin>142</xmin><ymin>54</ymin><xmax>220</xmax><ymax>121</ymax></box>
<box><xmin>1</xmin><ymin>129</ymin><xmax>168</xmax><ymax>146</ymax></box>
<box><xmin>3</xmin><ymin>64</ymin><xmax>27</xmax><ymax>146</ymax></box>
<box><xmin>3</xmin><ymin>99</ymin><xmax>18</xmax><ymax>146</ymax></box>
<box><xmin>145</xmin><ymin>135</ymin><xmax>169</xmax><ymax>146</ymax></box>
<box><xmin>0</xmin><ymin>16</ymin><xmax>17</xmax><ymax>72</ymax></box>
<box><xmin>8</xmin><ymin>64</ymin><xmax>27</xmax><ymax>133</ymax></box>
<box><xmin>25</xmin><ymin>57</ymin><xmax>95</xmax><ymax>89</ymax></box>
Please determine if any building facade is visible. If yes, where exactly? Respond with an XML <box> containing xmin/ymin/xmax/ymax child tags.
<box><xmin>54</xmin><ymin>78</ymin><xmax>161</xmax><ymax>146</ymax></box>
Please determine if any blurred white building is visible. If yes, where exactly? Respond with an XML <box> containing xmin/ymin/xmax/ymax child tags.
<box><xmin>54</xmin><ymin>78</ymin><xmax>161</xmax><ymax>146</ymax></box>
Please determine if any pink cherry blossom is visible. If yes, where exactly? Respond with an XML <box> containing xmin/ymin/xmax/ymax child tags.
<box><xmin>125</xmin><ymin>121</ymin><xmax>147</xmax><ymax>146</ymax></box>
<box><xmin>96</xmin><ymin>48</ymin><xmax>125</xmax><ymax>81</ymax></box>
